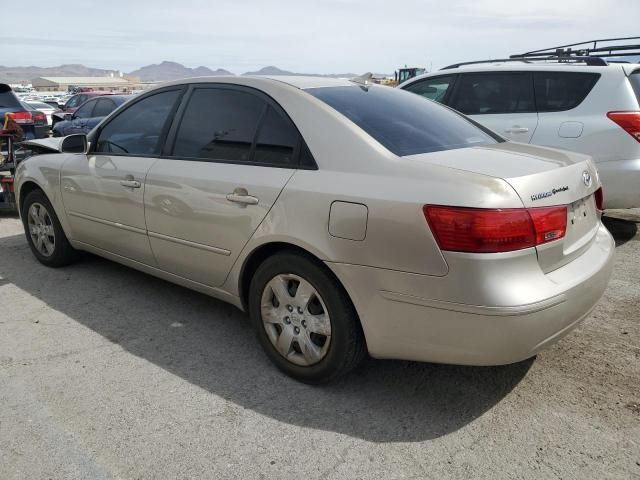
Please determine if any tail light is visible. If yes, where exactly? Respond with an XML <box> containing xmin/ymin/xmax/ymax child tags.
<box><xmin>607</xmin><ymin>111</ymin><xmax>640</xmax><ymax>143</ymax></box>
<box><xmin>423</xmin><ymin>205</ymin><xmax>567</xmax><ymax>253</ymax></box>
<box><xmin>31</xmin><ymin>111</ymin><xmax>47</xmax><ymax>125</ymax></box>
<box><xmin>594</xmin><ymin>187</ymin><xmax>604</xmax><ymax>211</ymax></box>
<box><xmin>8</xmin><ymin>111</ymin><xmax>33</xmax><ymax>124</ymax></box>
<box><xmin>0</xmin><ymin>177</ymin><xmax>14</xmax><ymax>193</ymax></box>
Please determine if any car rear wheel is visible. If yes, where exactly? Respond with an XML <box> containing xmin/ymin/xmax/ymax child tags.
<box><xmin>249</xmin><ymin>251</ymin><xmax>366</xmax><ymax>383</ymax></box>
<box><xmin>22</xmin><ymin>189</ymin><xmax>76</xmax><ymax>267</ymax></box>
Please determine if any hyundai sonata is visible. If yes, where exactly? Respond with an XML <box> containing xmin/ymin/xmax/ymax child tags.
<box><xmin>16</xmin><ymin>76</ymin><xmax>615</xmax><ymax>383</ymax></box>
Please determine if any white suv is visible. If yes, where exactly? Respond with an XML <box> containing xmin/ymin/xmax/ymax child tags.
<box><xmin>400</xmin><ymin>60</ymin><xmax>640</xmax><ymax>209</ymax></box>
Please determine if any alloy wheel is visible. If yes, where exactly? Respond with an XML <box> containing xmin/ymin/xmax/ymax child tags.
<box><xmin>27</xmin><ymin>202</ymin><xmax>55</xmax><ymax>257</ymax></box>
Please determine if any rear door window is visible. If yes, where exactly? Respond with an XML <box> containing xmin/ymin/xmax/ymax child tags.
<box><xmin>449</xmin><ymin>72</ymin><xmax>535</xmax><ymax>115</ymax></box>
<box><xmin>403</xmin><ymin>75</ymin><xmax>456</xmax><ymax>103</ymax></box>
<box><xmin>533</xmin><ymin>72</ymin><xmax>600</xmax><ymax>112</ymax></box>
<box><xmin>173</xmin><ymin>88</ymin><xmax>265</xmax><ymax>163</ymax></box>
<box><xmin>171</xmin><ymin>87</ymin><xmax>308</xmax><ymax>168</ymax></box>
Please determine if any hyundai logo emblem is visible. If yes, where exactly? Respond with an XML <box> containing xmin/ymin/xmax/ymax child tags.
<box><xmin>582</xmin><ymin>170</ymin><xmax>592</xmax><ymax>187</ymax></box>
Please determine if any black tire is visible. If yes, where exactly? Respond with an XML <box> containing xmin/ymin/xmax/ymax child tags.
<box><xmin>249</xmin><ymin>251</ymin><xmax>366</xmax><ymax>384</ymax></box>
<box><xmin>21</xmin><ymin>189</ymin><xmax>76</xmax><ymax>267</ymax></box>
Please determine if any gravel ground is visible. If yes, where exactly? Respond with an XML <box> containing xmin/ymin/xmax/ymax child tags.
<box><xmin>0</xmin><ymin>210</ymin><xmax>638</xmax><ymax>480</ymax></box>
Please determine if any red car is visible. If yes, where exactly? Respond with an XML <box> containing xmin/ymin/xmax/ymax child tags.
<box><xmin>51</xmin><ymin>92</ymin><xmax>116</xmax><ymax>127</ymax></box>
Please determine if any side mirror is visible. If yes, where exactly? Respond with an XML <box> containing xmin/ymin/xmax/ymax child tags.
<box><xmin>61</xmin><ymin>134</ymin><xmax>88</xmax><ymax>154</ymax></box>
<box><xmin>64</xmin><ymin>113</ymin><xmax>73</xmax><ymax>121</ymax></box>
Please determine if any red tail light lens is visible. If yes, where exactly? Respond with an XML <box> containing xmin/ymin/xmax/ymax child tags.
<box><xmin>8</xmin><ymin>111</ymin><xmax>33</xmax><ymax>124</ymax></box>
<box><xmin>594</xmin><ymin>187</ymin><xmax>604</xmax><ymax>211</ymax></box>
<box><xmin>423</xmin><ymin>205</ymin><xmax>567</xmax><ymax>253</ymax></box>
<box><xmin>528</xmin><ymin>207</ymin><xmax>568</xmax><ymax>245</ymax></box>
<box><xmin>607</xmin><ymin>111</ymin><xmax>640</xmax><ymax>143</ymax></box>
<box><xmin>32</xmin><ymin>111</ymin><xmax>47</xmax><ymax>124</ymax></box>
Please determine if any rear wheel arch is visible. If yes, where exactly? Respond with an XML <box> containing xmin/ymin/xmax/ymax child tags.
<box><xmin>239</xmin><ymin>242</ymin><xmax>355</xmax><ymax>316</ymax></box>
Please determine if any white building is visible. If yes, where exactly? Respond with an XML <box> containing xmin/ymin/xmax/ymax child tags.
<box><xmin>31</xmin><ymin>76</ymin><xmax>133</xmax><ymax>92</ymax></box>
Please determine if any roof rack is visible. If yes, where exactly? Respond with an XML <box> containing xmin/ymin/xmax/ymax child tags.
<box><xmin>512</xmin><ymin>37</ymin><xmax>640</xmax><ymax>61</ymax></box>
<box><xmin>442</xmin><ymin>37</ymin><xmax>640</xmax><ymax>70</ymax></box>
<box><xmin>441</xmin><ymin>56</ymin><xmax>606</xmax><ymax>70</ymax></box>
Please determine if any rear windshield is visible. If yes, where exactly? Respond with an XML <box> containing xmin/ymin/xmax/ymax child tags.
<box><xmin>630</xmin><ymin>70</ymin><xmax>640</xmax><ymax>105</ymax></box>
<box><xmin>0</xmin><ymin>85</ymin><xmax>21</xmax><ymax>109</ymax></box>
<box><xmin>307</xmin><ymin>85</ymin><xmax>500</xmax><ymax>156</ymax></box>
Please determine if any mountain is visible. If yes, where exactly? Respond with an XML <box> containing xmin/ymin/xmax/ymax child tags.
<box><xmin>0</xmin><ymin>64</ymin><xmax>115</xmax><ymax>83</ymax></box>
<box><xmin>0</xmin><ymin>61</ymin><xmax>391</xmax><ymax>85</ymax></box>
<box><xmin>242</xmin><ymin>66</ymin><xmax>297</xmax><ymax>76</ymax></box>
<box><xmin>128</xmin><ymin>61</ymin><xmax>233</xmax><ymax>81</ymax></box>
<box><xmin>242</xmin><ymin>65</ymin><xmax>387</xmax><ymax>79</ymax></box>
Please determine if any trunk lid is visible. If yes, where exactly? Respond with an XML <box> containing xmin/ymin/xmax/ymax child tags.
<box><xmin>410</xmin><ymin>142</ymin><xmax>601</xmax><ymax>272</ymax></box>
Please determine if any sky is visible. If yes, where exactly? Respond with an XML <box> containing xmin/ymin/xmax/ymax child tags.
<box><xmin>2</xmin><ymin>0</ymin><xmax>639</xmax><ymax>74</ymax></box>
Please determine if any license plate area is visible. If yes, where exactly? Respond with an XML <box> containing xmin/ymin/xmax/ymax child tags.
<box><xmin>564</xmin><ymin>195</ymin><xmax>598</xmax><ymax>255</ymax></box>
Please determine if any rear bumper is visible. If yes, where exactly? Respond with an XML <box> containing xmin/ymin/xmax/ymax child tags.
<box><xmin>327</xmin><ymin>224</ymin><xmax>615</xmax><ymax>365</ymax></box>
<box><xmin>597</xmin><ymin>158</ymin><xmax>640</xmax><ymax>209</ymax></box>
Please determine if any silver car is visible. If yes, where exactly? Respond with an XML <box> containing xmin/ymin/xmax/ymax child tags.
<box><xmin>16</xmin><ymin>76</ymin><xmax>615</xmax><ymax>383</ymax></box>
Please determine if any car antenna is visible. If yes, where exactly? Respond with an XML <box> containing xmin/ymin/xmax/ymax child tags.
<box><xmin>349</xmin><ymin>72</ymin><xmax>373</xmax><ymax>90</ymax></box>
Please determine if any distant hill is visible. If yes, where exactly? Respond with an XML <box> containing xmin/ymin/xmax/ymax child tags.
<box><xmin>0</xmin><ymin>61</ymin><xmax>391</xmax><ymax>85</ymax></box>
<box><xmin>128</xmin><ymin>61</ymin><xmax>233</xmax><ymax>81</ymax></box>
<box><xmin>242</xmin><ymin>65</ymin><xmax>391</xmax><ymax>79</ymax></box>
<box><xmin>0</xmin><ymin>64</ymin><xmax>115</xmax><ymax>83</ymax></box>
<box><xmin>243</xmin><ymin>66</ymin><xmax>297</xmax><ymax>76</ymax></box>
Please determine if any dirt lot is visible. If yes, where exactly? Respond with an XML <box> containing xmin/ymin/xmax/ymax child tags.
<box><xmin>0</xmin><ymin>210</ymin><xmax>638</xmax><ymax>480</ymax></box>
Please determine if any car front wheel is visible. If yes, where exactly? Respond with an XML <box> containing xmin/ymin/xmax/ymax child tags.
<box><xmin>22</xmin><ymin>189</ymin><xmax>76</xmax><ymax>267</ymax></box>
<box><xmin>249</xmin><ymin>251</ymin><xmax>366</xmax><ymax>384</ymax></box>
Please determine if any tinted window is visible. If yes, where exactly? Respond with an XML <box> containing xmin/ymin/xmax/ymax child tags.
<box><xmin>173</xmin><ymin>88</ymin><xmax>265</xmax><ymax>162</ymax></box>
<box><xmin>450</xmin><ymin>72</ymin><xmax>534</xmax><ymax>115</ymax></box>
<box><xmin>74</xmin><ymin>100</ymin><xmax>95</xmax><ymax>118</ymax></box>
<box><xmin>66</xmin><ymin>95</ymin><xmax>85</xmax><ymax>108</ymax></box>
<box><xmin>403</xmin><ymin>75</ymin><xmax>455</xmax><ymax>103</ymax></box>
<box><xmin>95</xmin><ymin>89</ymin><xmax>180</xmax><ymax>156</ymax></box>
<box><xmin>93</xmin><ymin>98</ymin><xmax>116</xmax><ymax>117</ymax></box>
<box><xmin>308</xmin><ymin>86</ymin><xmax>498</xmax><ymax>157</ymax></box>
<box><xmin>0</xmin><ymin>88</ymin><xmax>21</xmax><ymax>108</ymax></box>
<box><xmin>630</xmin><ymin>71</ymin><xmax>640</xmax><ymax>105</ymax></box>
<box><xmin>253</xmin><ymin>106</ymin><xmax>299</xmax><ymax>166</ymax></box>
<box><xmin>534</xmin><ymin>72</ymin><xmax>600</xmax><ymax>112</ymax></box>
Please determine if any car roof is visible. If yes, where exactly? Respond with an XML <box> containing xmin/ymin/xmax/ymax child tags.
<box><xmin>400</xmin><ymin>62</ymin><xmax>635</xmax><ymax>89</ymax></box>
<box><xmin>159</xmin><ymin>75</ymin><xmax>355</xmax><ymax>91</ymax></box>
<box><xmin>404</xmin><ymin>62</ymin><xmax>630</xmax><ymax>82</ymax></box>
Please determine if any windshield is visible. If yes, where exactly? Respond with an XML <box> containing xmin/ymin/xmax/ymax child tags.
<box><xmin>307</xmin><ymin>85</ymin><xmax>500</xmax><ymax>156</ymax></box>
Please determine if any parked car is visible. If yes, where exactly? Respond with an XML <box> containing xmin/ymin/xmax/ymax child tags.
<box><xmin>399</xmin><ymin>53</ymin><xmax>640</xmax><ymax>209</ymax></box>
<box><xmin>51</xmin><ymin>92</ymin><xmax>115</xmax><ymax>128</ymax></box>
<box><xmin>16</xmin><ymin>77</ymin><xmax>614</xmax><ymax>383</ymax></box>
<box><xmin>52</xmin><ymin>95</ymin><xmax>130</xmax><ymax>137</ymax></box>
<box><xmin>0</xmin><ymin>84</ymin><xmax>49</xmax><ymax>141</ymax></box>
<box><xmin>25</xmin><ymin>101</ymin><xmax>57</xmax><ymax>126</ymax></box>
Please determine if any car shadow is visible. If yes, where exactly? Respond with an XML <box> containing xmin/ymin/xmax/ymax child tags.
<box><xmin>0</xmin><ymin>232</ymin><xmax>534</xmax><ymax>443</ymax></box>
<box><xmin>602</xmin><ymin>211</ymin><xmax>639</xmax><ymax>247</ymax></box>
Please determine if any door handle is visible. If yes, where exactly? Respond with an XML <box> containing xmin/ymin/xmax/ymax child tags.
<box><xmin>226</xmin><ymin>187</ymin><xmax>259</xmax><ymax>205</ymax></box>
<box><xmin>504</xmin><ymin>126</ymin><xmax>529</xmax><ymax>134</ymax></box>
<box><xmin>120</xmin><ymin>179</ymin><xmax>141</xmax><ymax>188</ymax></box>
